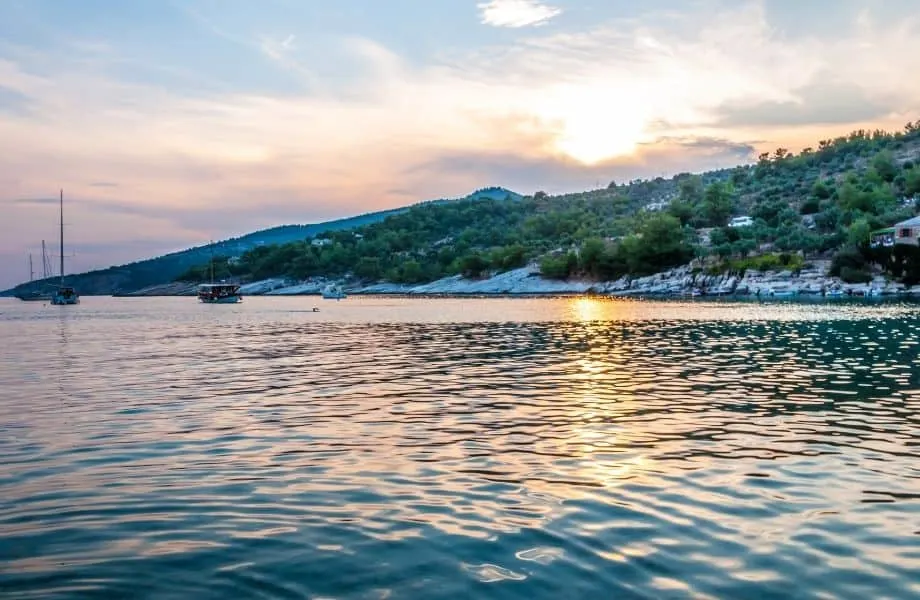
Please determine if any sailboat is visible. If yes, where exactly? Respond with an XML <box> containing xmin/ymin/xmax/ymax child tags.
<box><xmin>50</xmin><ymin>189</ymin><xmax>79</xmax><ymax>305</ymax></box>
<box><xmin>16</xmin><ymin>242</ymin><xmax>54</xmax><ymax>301</ymax></box>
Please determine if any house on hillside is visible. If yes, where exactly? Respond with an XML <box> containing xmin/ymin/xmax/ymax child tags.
<box><xmin>311</xmin><ymin>238</ymin><xmax>333</xmax><ymax>247</ymax></box>
<box><xmin>871</xmin><ymin>216</ymin><xmax>920</xmax><ymax>248</ymax></box>
<box><xmin>894</xmin><ymin>216</ymin><xmax>920</xmax><ymax>246</ymax></box>
<box><xmin>728</xmin><ymin>216</ymin><xmax>754</xmax><ymax>228</ymax></box>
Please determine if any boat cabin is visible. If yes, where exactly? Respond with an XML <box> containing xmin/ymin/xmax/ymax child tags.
<box><xmin>198</xmin><ymin>283</ymin><xmax>242</xmax><ymax>303</ymax></box>
<box><xmin>871</xmin><ymin>216</ymin><xmax>920</xmax><ymax>248</ymax></box>
<box><xmin>51</xmin><ymin>286</ymin><xmax>79</xmax><ymax>305</ymax></box>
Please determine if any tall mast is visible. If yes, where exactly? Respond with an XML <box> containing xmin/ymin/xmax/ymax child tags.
<box><xmin>209</xmin><ymin>240</ymin><xmax>215</xmax><ymax>284</ymax></box>
<box><xmin>59</xmin><ymin>189</ymin><xmax>64</xmax><ymax>286</ymax></box>
<box><xmin>29</xmin><ymin>254</ymin><xmax>34</xmax><ymax>282</ymax></box>
<box><xmin>42</xmin><ymin>240</ymin><xmax>49</xmax><ymax>279</ymax></box>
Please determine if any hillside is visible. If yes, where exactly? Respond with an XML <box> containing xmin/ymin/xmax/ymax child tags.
<box><xmin>1</xmin><ymin>187</ymin><xmax>520</xmax><ymax>296</ymax></box>
<box><xmin>171</xmin><ymin>121</ymin><xmax>920</xmax><ymax>288</ymax></box>
<box><xmin>7</xmin><ymin>122</ymin><xmax>920</xmax><ymax>297</ymax></box>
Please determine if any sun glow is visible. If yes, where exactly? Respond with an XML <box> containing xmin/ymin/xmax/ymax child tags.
<box><xmin>555</xmin><ymin>113</ymin><xmax>646</xmax><ymax>164</ymax></box>
<box><xmin>571</xmin><ymin>297</ymin><xmax>605</xmax><ymax>322</ymax></box>
<box><xmin>538</xmin><ymin>85</ymin><xmax>650</xmax><ymax>165</ymax></box>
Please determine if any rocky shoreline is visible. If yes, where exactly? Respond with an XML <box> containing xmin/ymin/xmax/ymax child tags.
<box><xmin>115</xmin><ymin>261</ymin><xmax>920</xmax><ymax>299</ymax></box>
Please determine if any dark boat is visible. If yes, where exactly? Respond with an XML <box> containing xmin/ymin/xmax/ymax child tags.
<box><xmin>50</xmin><ymin>189</ymin><xmax>79</xmax><ymax>306</ymax></box>
<box><xmin>198</xmin><ymin>283</ymin><xmax>242</xmax><ymax>303</ymax></box>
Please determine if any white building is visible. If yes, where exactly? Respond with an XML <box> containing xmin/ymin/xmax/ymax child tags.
<box><xmin>728</xmin><ymin>216</ymin><xmax>754</xmax><ymax>228</ymax></box>
<box><xmin>311</xmin><ymin>238</ymin><xmax>333</xmax><ymax>247</ymax></box>
<box><xmin>894</xmin><ymin>216</ymin><xmax>920</xmax><ymax>246</ymax></box>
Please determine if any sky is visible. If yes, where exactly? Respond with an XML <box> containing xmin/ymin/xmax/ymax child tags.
<box><xmin>1</xmin><ymin>0</ymin><xmax>919</xmax><ymax>289</ymax></box>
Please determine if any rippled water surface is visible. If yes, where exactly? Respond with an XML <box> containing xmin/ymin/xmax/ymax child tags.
<box><xmin>1</xmin><ymin>296</ymin><xmax>919</xmax><ymax>599</ymax></box>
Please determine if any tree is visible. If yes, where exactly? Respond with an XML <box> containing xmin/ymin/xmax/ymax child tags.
<box><xmin>578</xmin><ymin>238</ymin><xmax>606</xmax><ymax>276</ymax></box>
<box><xmin>905</xmin><ymin>167</ymin><xmax>920</xmax><ymax>196</ymax></box>
<box><xmin>871</xmin><ymin>151</ymin><xmax>898</xmax><ymax>182</ymax></box>
<box><xmin>702</xmin><ymin>181</ymin><xmax>734</xmax><ymax>227</ymax></box>
<box><xmin>540</xmin><ymin>253</ymin><xmax>576</xmax><ymax>279</ymax></box>
<box><xmin>354</xmin><ymin>256</ymin><xmax>383</xmax><ymax>280</ymax></box>
<box><xmin>458</xmin><ymin>253</ymin><xmax>490</xmax><ymax>278</ymax></box>
<box><xmin>800</xmin><ymin>197</ymin><xmax>821</xmax><ymax>215</ymax></box>
<box><xmin>732</xmin><ymin>238</ymin><xmax>757</xmax><ymax>257</ymax></box>
<box><xmin>730</xmin><ymin>167</ymin><xmax>750</xmax><ymax>187</ymax></box>
<box><xmin>489</xmin><ymin>245</ymin><xmax>526</xmax><ymax>271</ymax></box>
<box><xmin>847</xmin><ymin>218</ymin><xmax>872</xmax><ymax>247</ymax></box>
<box><xmin>678</xmin><ymin>175</ymin><xmax>704</xmax><ymax>205</ymax></box>
<box><xmin>838</xmin><ymin>179</ymin><xmax>871</xmax><ymax>212</ymax></box>
<box><xmin>618</xmin><ymin>214</ymin><xmax>695</xmax><ymax>275</ymax></box>
<box><xmin>812</xmin><ymin>179</ymin><xmax>832</xmax><ymax>199</ymax></box>
<box><xmin>667</xmin><ymin>200</ymin><xmax>695</xmax><ymax>226</ymax></box>
<box><xmin>398</xmin><ymin>260</ymin><xmax>425</xmax><ymax>283</ymax></box>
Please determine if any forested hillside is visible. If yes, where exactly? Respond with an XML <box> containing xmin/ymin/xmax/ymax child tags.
<box><xmin>178</xmin><ymin>121</ymin><xmax>920</xmax><ymax>286</ymax></box>
<box><xmin>1</xmin><ymin>187</ymin><xmax>529</xmax><ymax>296</ymax></box>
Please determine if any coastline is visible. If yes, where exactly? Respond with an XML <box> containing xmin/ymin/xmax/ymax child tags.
<box><xmin>109</xmin><ymin>262</ymin><xmax>920</xmax><ymax>300</ymax></box>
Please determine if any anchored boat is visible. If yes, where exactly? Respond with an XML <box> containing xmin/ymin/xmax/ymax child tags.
<box><xmin>198</xmin><ymin>283</ymin><xmax>242</xmax><ymax>304</ymax></box>
<box><xmin>50</xmin><ymin>190</ymin><xmax>79</xmax><ymax>305</ymax></box>
<box><xmin>197</xmin><ymin>241</ymin><xmax>242</xmax><ymax>303</ymax></box>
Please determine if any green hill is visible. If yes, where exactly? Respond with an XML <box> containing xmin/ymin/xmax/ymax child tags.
<box><xmin>1</xmin><ymin>208</ymin><xmax>407</xmax><ymax>297</ymax></box>
<box><xmin>172</xmin><ymin>121</ymin><xmax>920</xmax><ymax>287</ymax></box>
<box><xmin>1</xmin><ymin>187</ymin><xmax>523</xmax><ymax>296</ymax></box>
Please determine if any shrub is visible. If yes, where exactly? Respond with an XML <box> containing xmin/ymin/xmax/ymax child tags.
<box><xmin>540</xmin><ymin>253</ymin><xmax>577</xmax><ymax>279</ymax></box>
<box><xmin>840</xmin><ymin>267</ymin><xmax>872</xmax><ymax>283</ymax></box>
<box><xmin>829</xmin><ymin>246</ymin><xmax>868</xmax><ymax>277</ymax></box>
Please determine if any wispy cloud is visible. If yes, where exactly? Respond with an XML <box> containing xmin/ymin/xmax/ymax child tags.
<box><xmin>478</xmin><ymin>0</ymin><xmax>562</xmax><ymax>28</ymax></box>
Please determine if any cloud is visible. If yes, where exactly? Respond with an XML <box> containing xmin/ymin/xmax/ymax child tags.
<box><xmin>478</xmin><ymin>0</ymin><xmax>562</xmax><ymax>28</ymax></box>
<box><xmin>642</xmin><ymin>136</ymin><xmax>758</xmax><ymax>163</ymax></box>
<box><xmin>713</xmin><ymin>76</ymin><xmax>893</xmax><ymax>128</ymax></box>
<box><xmin>0</xmin><ymin>84</ymin><xmax>32</xmax><ymax>115</ymax></box>
<box><xmin>9</xmin><ymin>196</ymin><xmax>59</xmax><ymax>206</ymax></box>
<box><xmin>408</xmin><ymin>135</ymin><xmax>761</xmax><ymax>196</ymax></box>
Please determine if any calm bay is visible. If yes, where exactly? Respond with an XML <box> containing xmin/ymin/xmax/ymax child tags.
<box><xmin>1</xmin><ymin>296</ymin><xmax>918</xmax><ymax>599</ymax></box>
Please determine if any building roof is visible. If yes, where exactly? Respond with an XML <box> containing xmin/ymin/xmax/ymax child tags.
<box><xmin>894</xmin><ymin>216</ymin><xmax>920</xmax><ymax>228</ymax></box>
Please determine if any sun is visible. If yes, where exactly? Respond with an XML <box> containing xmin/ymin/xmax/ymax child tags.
<box><xmin>555</xmin><ymin>115</ymin><xmax>645</xmax><ymax>165</ymax></box>
<box><xmin>535</xmin><ymin>84</ymin><xmax>649</xmax><ymax>165</ymax></box>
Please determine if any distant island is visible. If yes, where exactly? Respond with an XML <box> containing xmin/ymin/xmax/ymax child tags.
<box><xmin>4</xmin><ymin>125</ymin><xmax>920</xmax><ymax>299</ymax></box>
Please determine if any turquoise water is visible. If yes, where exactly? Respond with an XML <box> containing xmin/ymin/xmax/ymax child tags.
<box><xmin>1</xmin><ymin>297</ymin><xmax>918</xmax><ymax>599</ymax></box>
